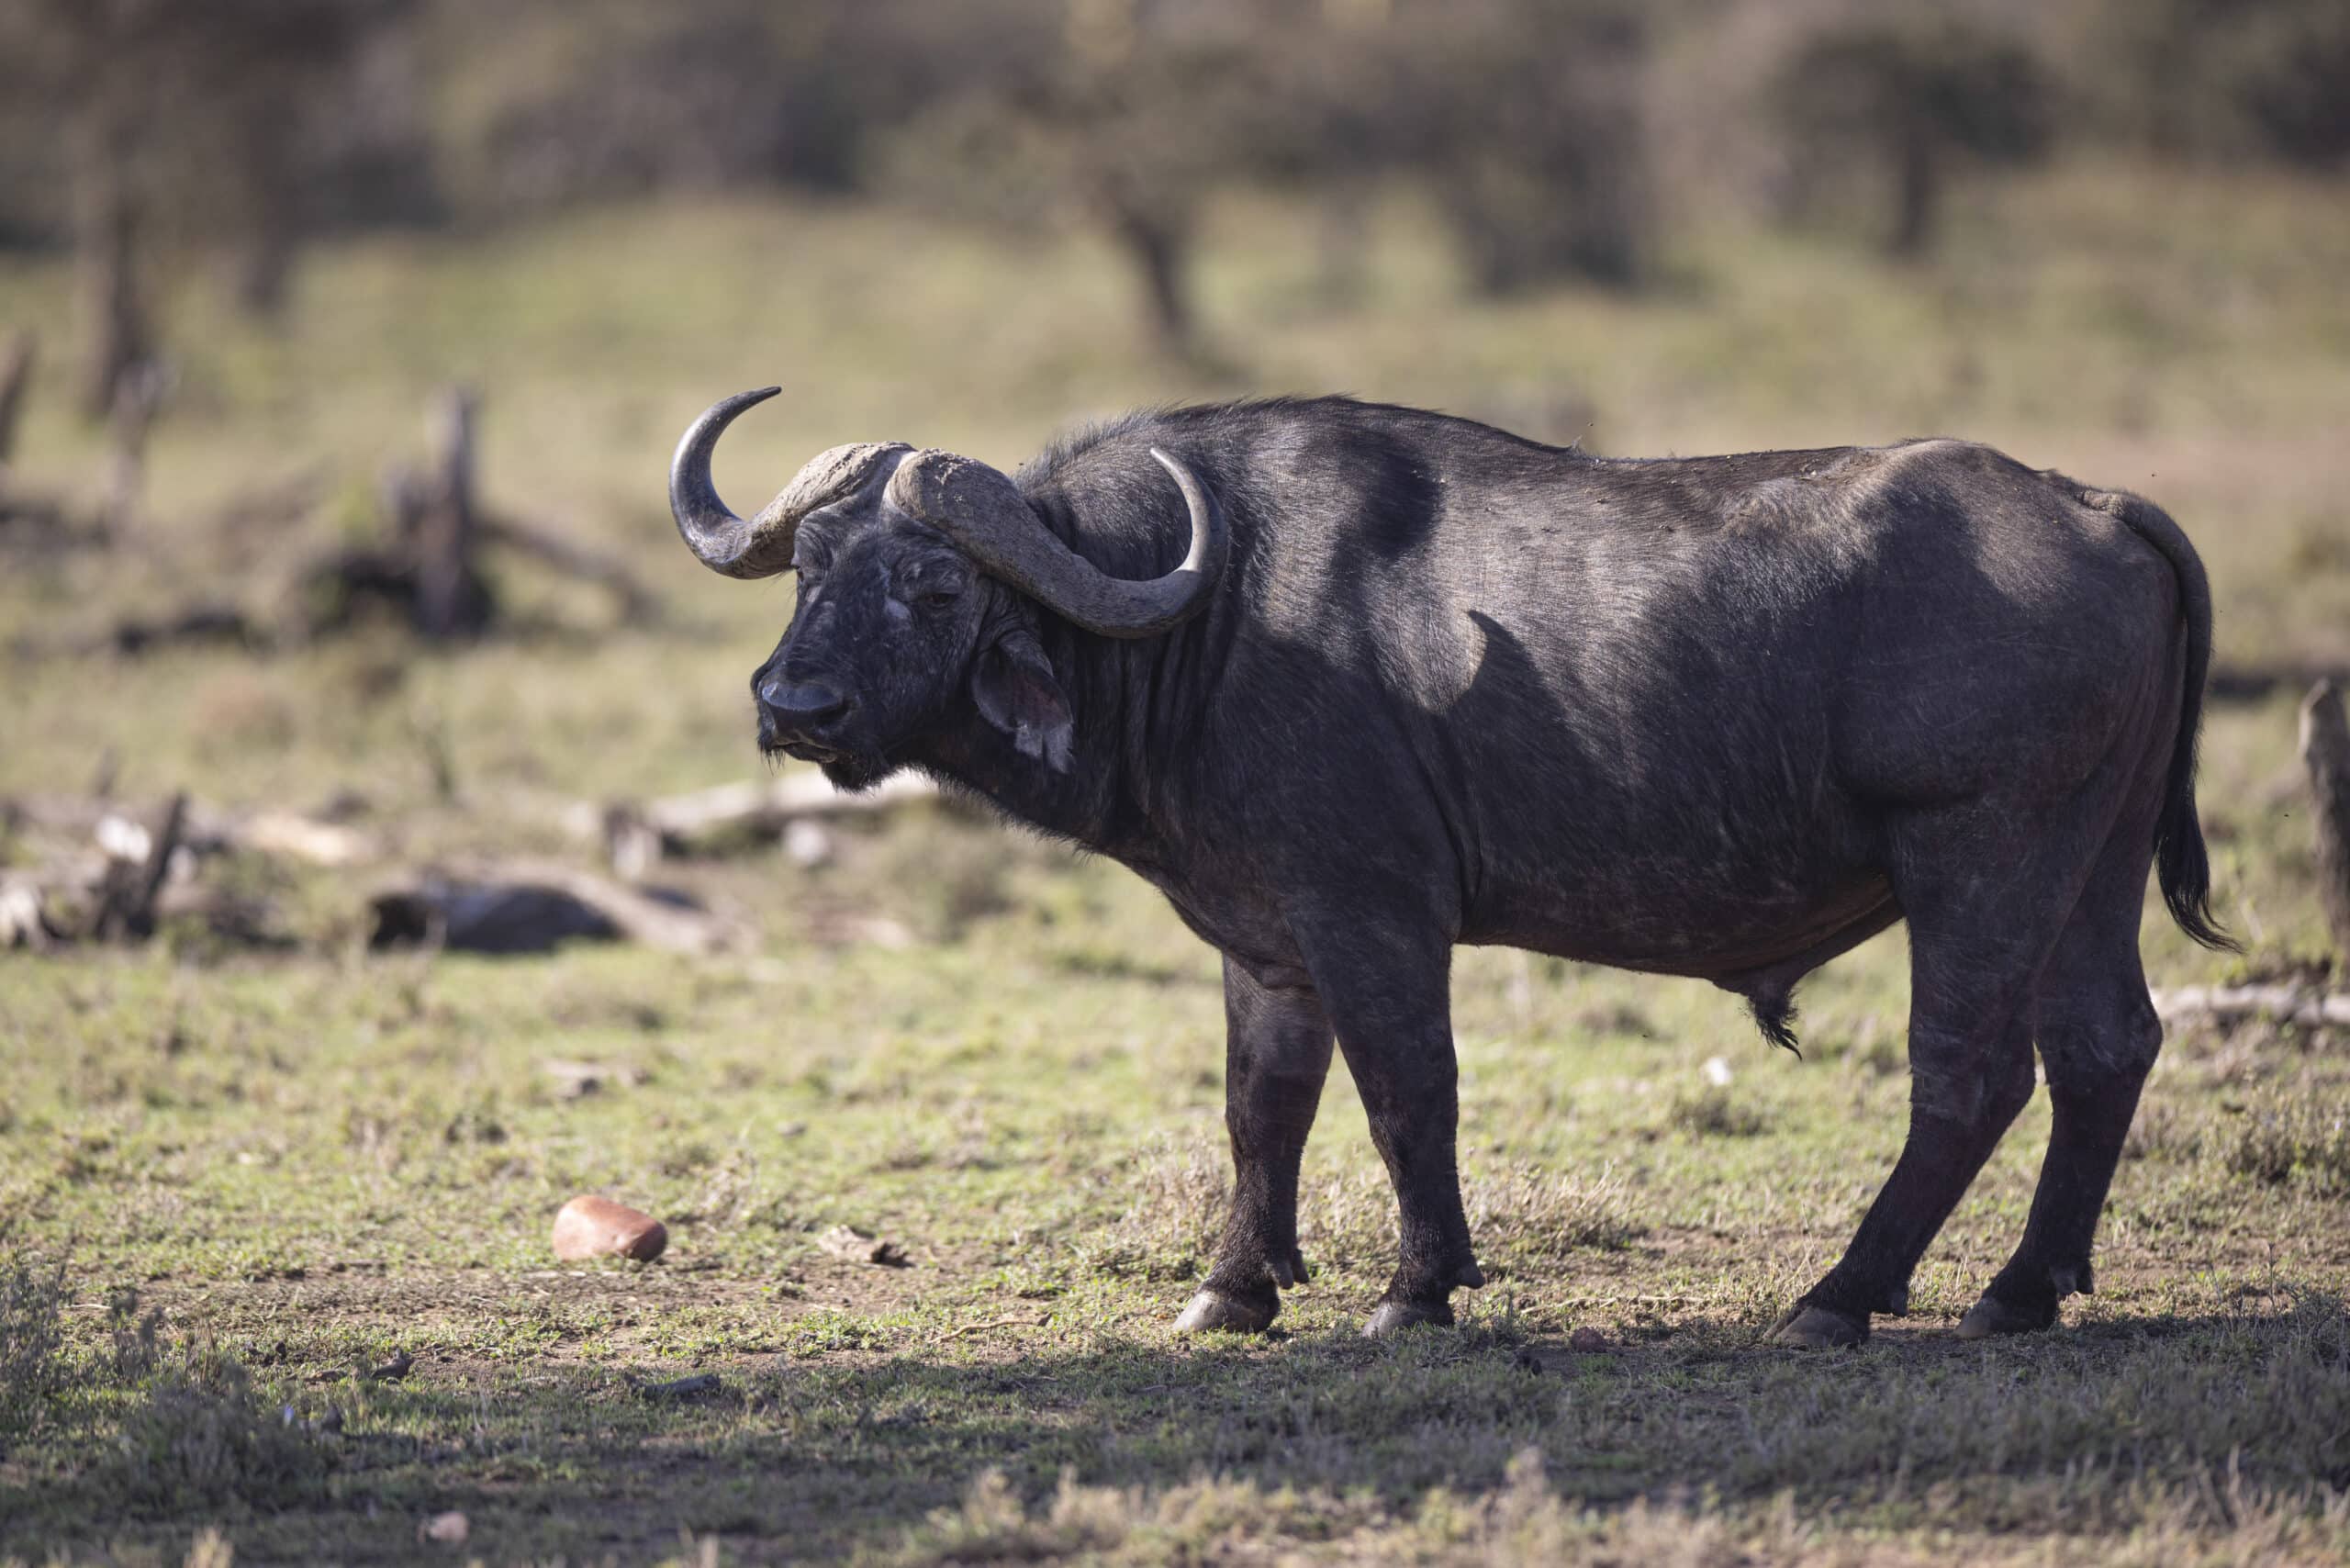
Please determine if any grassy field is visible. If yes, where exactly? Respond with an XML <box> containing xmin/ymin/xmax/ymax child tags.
<box><xmin>3</xmin><ymin>162</ymin><xmax>2349</xmax><ymax>1564</ymax></box>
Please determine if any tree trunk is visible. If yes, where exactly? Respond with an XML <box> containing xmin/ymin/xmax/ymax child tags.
<box><xmin>1887</xmin><ymin>119</ymin><xmax>1941</xmax><ymax>259</ymax></box>
<box><xmin>223</xmin><ymin>93</ymin><xmax>300</xmax><ymax>320</ymax></box>
<box><xmin>1109</xmin><ymin>204</ymin><xmax>1195</xmax><ymax>359</ymax></box>
<box><xmin>2301</xmin><ymin>679</ymin><xmax>2350</xmax><ymax>966</ymax></box>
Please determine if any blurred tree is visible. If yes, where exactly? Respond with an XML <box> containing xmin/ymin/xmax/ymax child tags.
<box><xmin>1390</xmin><ymin>0</ymin><xmax>1656</xmax><ymax>294</ymax></box>
<box><xmin>1237</xmin><ymin>0</ymin><xmax>1657</xmax><ymax>300</ymax></box>
<box><xmin>2097</xmin><ymin>0</ymin><xmax>2350</xmax><ymax>167</ymax></box>
<box><xmin>419</xmin><ymin>0</ymin><xmax>873</xmax><ymax>213</ymax></box>
<box><xmin>1772</xmin><ymin>19</ymin><xmax>2054</xmax><ymax>258</ymax></box>
<box><xmin>0</xmin><ymin>0</ymin><xmax>413</xmax><ymax>415</ymax></box>
<box><xmin>885</xmin><ymin>0</ymin><xmax>1661</xmax><ymax>353</ymax></box>
<box><xmin>879</xmin><ymin>0</ymin><xmax>1270</xmax><ymax>360</ymax></box>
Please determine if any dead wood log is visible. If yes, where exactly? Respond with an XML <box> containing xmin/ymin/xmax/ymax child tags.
<box><xmin>2303</xmin><ymin>679</ymin><xmax>2350</xmax><ymax>964</ymax></box>
<box><xmin>576</xmin><ymin>772</ymin><xmax>938</xmax><ymax>871</ymax></box>
<box><xmin>368</xmin><ymin>859</ymin><xmax>744</xmax><ymax>957</ymax></box>
<box><xmin>3</xmin><ymin>792</ymin><xmax>381</xmax><ymax>868</ymax></box>
<box><xmin>102</xmin><ymin>603</ymin><xmax>266</xmax><ymax>655</ymax></box>
<box><xmin>296</xmin><ymin>388</ymin><xmax>653</xmax><ymax>642</ymax></box>
<box><xmin>0</xmin><ymin>790</ymin><xmax>366</xmax><ymax>951</ymax></box>
<box><xmin>2151</xmin><ymin>985</ymin><xmax>2350</xmax><ymax>1030</ymax></box>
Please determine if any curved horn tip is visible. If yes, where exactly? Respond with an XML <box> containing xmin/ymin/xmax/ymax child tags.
<box><xmin>669</xmin><ymin>385</ymin><xmax>789</xmax><ymax>579</ymax></box>
<box><xmin>1146</xmin><ymin>446</ymin><xmax>1225</xmax><ymax>577</ymax></box>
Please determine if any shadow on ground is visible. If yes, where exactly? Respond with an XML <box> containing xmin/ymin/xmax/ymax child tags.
<box><xmin>7</xmin><ymin>1296</ymin><xmax>2344</xmax><ymax>1564</ymax></box>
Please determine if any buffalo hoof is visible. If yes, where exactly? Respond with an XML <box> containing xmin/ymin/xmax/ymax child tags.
<box><xmin>1173</xmin><ymin>1287</ymin><xmax>1277</xmax><ymax>1335</ymax></box>
<box><xmin>1362</xmin><ymin>1296</ymin><xmax>1454</xmax><ymax>1338</ymax></box>
<box><xmin>1955</xmin><ymin>1293</ymin><xmax>2056</xmax><ymax>1340</ymax></box>
<box><xmin>1766</xmin><ymin>1303</ymin><xmax>1867</xmax><ymax>1350</ymax></box>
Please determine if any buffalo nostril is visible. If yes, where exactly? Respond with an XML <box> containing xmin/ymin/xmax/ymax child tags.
<box><xmin>759</xmin><ymin>678</ymin><xmax>848</xmax><ymax>729</ymax></box>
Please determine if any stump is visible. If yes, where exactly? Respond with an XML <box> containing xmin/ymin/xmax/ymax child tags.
<box><xmin>2302</xmin><ymin>679</ymin><xmax>2350</xmax><ymax>965</ymax></box>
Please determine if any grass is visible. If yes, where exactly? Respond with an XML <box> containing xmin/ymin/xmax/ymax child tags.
<box><xmin>3</xmin><ymin>160</ymin><xmax>2349</xmax><ymax>1562</ymax></box>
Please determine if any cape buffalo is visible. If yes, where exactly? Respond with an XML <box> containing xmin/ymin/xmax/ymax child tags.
<box><xmin>668</xmin><ymin>388</ymin><xmax>2230</xmax><ymax>1346</ymax></box>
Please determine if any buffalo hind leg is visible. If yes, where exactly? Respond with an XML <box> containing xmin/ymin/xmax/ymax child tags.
<box><xmin>1174</xmin><ymin>958</ymin><xmax>1335</xmax><ymax>1334</ymax></box>
<box><xmin>1773</xmin><ymin>801</ymin><xmax>2103</xmax><ymax>1348</ymax></box>
<box><xmin>1961</xmin><ymin>823</ymin><xmax>2164</xmax><ymax>1338</ymax></box>
<box><xmin>1772</xmin><ymin>1010</ymin><xmax>2039</xmax><ymax>1346</ymax></box>
<box><xmin>1292</xmin><ymin>920</ymin><xmax>1482</xmax><ymax>1336</ymax></box>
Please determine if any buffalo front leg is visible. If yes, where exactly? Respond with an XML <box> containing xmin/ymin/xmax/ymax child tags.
<box><xmin>1173</xmin><ymin>958</ymin><xmax>1334</xmax><ymax>1334</ymax></box>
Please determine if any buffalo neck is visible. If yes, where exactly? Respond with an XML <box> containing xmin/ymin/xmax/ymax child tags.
<box><xmin>909</xmin><ymin>617</ymin><xmax>1188</xmax><ymax>872</ymax></box>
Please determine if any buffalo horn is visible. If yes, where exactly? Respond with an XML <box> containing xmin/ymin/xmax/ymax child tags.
<box><xmin>885</xmin><ymin>446</ymin><xmax>1227</xmax><ymax>638</ymax></box>
<box><xmin>667</xmin><ymin>386</ymin><xmax>910</xmax><ymax>579</ymax></box>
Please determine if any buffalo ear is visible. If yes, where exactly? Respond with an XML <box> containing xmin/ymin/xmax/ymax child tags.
<box><xmin>970</xmin><ymin>626</ymin><xmax>1074</xmax><ymax>772</ymax></box>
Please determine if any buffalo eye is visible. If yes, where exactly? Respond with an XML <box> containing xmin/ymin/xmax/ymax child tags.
<box><xmin>916</xmin><ymin>587</ymin><xmax>961</xmax><ymax>611</ymax></box>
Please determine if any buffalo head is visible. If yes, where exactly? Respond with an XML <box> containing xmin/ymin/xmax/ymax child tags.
<box><xmin>667</xmin><ymin>387</ymin><xmax>1226</xmax><ymax>790</ymax></box>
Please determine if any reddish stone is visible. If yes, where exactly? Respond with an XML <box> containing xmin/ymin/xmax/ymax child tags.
<box><xmin>552</xmin><ymin>1195</ymin><xmax>666</xmax><ymax>1261</ymax></box>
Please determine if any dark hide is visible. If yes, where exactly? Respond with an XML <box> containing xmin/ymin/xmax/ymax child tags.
<box><xmin>742</xmin><ymin>396</ymin><xmax>2229</xmax><ymax>1341</ymax></box>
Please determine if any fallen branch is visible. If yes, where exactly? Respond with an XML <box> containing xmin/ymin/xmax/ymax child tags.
<box><xmin>2151</xmin><ymin>986</ymin><xmax>2350</xmax><ymax>1029</ymax></box>
<box><xmin>0</xmin><ymin>791</ymin><xmax>375</xmax><ymax>951</ymax></box>
<box><xmin>101</xmin><ymin>603</ymin><xmax>266</xmax><ymax>656</ymax></box>
<box><xmin>1</xmin><ymin>794</ymin><xmax>193</xmax><ymax>946</ymax></box>
<box><xmin>369</xmin><ymin>858</ymin><xmax>745</xmax><ymax>957</ymax></box>
<box><xmin>1</xmin><ymin>793</ymin><xmax>381</xmax><ymax>866</ymax></box>
<box><xmin>576</xmin><ymin>772</ymin><xmax>938</xmax><ymax>872</ymax></box>
<box><xmin>479</xmin><ymin>513</ymin><xmax>661</xmax><ymax>626</ymax></box>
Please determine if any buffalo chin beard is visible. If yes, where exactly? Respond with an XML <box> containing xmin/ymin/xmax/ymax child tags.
<box><xmin>816</xmin><ymin>751</ymin><xmax>890</xmax><ymax>791</ymax></box>
<box><xmin>760</xmin><ymin>737</ymin><xmax>892</xmax><ymax>793</ymax></box>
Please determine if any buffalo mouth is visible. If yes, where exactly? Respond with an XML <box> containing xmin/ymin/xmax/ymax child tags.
<box><xmin>761</xmin><ymin>734</ymin><xmax>889</xmax><ymax>792</ymax></box>
<box><xmin>770</xmin><ymin>737</ymin><xmax>845</xmax><ymax>766</ymax></box>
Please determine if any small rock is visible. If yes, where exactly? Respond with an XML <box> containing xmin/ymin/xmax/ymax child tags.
<box><xmin>1568</xmin><ymin>1326</ymin><xmax>1609</xmax><ymax>1353</ymax></box>
<box><xmin>1702</xmin><ymin>1056</ymin><xmax>1733</xmax><ymax>1087</ymax></box>
<box><xmin>553</xmin><ymin>1195</ymin><xmax>667</xmax><ymax>1262</ymax></box>
<box><xmin>419</xmin><ymin>1511</ymin><xmax>468</xmax><ymax>1545</ymax></box>
<box><xmin>365</xmin><ymin>1350</ymin><xmax>413</xmax><ymax>1382</ymax></box>
<box><xmin>817</xmin><ymin>1224</ymin><xmax>909</xmax><ymax>1267</ymax></box>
